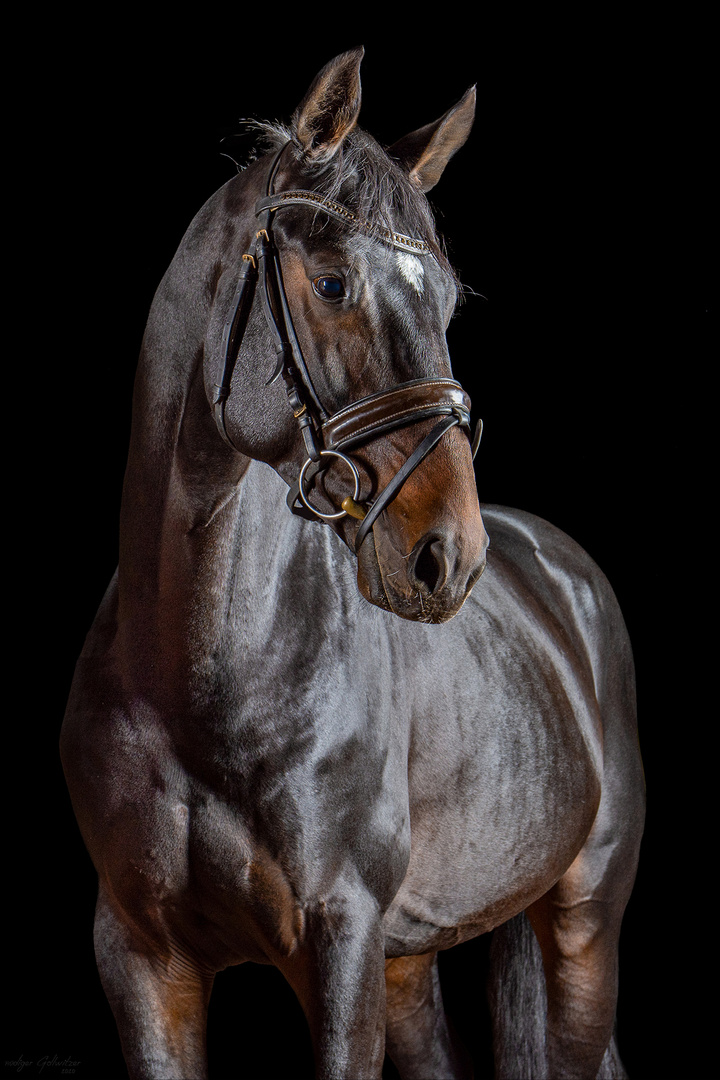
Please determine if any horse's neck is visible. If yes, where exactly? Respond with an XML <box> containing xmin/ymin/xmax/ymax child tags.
<box><xmin>117</xmin><ymin>358</ymin><xmax>343</xmax><ymax>693</ymax></box>
<box><xmin>113</xmin><ymin>176</ymin><xmax>355</xmax><ymax>694</ymax></box>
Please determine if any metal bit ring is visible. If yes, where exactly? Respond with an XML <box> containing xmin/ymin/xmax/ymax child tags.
<box><xmin>297</xmin><ymin>450</ymin><xmax>362</xmax><ymax>521</ymax></box>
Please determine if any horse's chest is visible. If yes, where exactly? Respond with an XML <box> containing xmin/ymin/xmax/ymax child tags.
<box><xmin>174</xmin><ymin>712</ymin><xmax>411</xmax><ymax>960</ymax></box>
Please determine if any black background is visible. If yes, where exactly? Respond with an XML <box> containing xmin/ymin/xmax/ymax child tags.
<box><xmin>9</xmin><ymin>13</ymin><xmax>712</xmax><ymax>1080</ymax></box>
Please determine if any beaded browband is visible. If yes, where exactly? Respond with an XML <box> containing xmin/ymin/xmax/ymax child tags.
<box><xmin>255</xmin><ymin>191</ymin><xmax>433</xmax><ymax>255</ymax></box>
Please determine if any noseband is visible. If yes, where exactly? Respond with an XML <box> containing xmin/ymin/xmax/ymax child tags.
<box><xmin>213</xmin><ymin>144</ymin><xmax>482</xmax><ymax>553</ymax></box>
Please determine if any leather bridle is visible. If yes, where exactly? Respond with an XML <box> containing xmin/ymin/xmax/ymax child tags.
<box><xmin>213</xmin><ymin>143</ymin><xmax>482</xmax><ymax>553</ymax></box>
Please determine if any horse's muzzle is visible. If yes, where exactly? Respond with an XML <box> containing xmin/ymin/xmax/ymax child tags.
<box><xmin>358</xmin><ymin>517</ymin><xmax>488</xmax><ymax>623</ymax></box>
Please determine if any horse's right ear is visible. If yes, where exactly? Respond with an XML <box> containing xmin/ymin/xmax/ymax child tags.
<box><xmin>292</xmin><ymin>47</ymin><xmax>364</xmax><ymax>161</ymax></box>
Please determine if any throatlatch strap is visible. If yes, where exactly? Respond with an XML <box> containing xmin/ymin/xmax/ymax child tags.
<box><xmin>214</xmin><ymin>248</ymin><xmax>259</xmax><ymax>448</ymax></box>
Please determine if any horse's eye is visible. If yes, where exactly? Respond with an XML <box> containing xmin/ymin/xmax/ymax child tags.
<box><xmin>312</xmin><ymin>275</ymin><xmax>345</xmax><ymax>301</ymax></box>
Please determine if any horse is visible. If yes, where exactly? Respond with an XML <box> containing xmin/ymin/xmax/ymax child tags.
<box><xmin>60</xmin><ymin>47</ymin><xmax>645</xmax><ymax>1080</ymax></box>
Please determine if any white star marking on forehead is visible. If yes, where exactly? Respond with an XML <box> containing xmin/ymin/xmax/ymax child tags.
<box><xmin>396</xmin><ymin>251</ymin><xmax>425</xmax><ymax>296</ymax></box>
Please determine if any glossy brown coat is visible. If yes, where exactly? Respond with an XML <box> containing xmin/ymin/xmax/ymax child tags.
<box><xmin>61</xmin><ymin>49</ymin><xmax>644</xmax><ymax>1080</ymax></box>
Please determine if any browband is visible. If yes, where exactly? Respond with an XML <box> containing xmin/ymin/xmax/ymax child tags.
<box><xmin>255</xmin><ymin>191</ymin><xmax>433</xmax><ymax>255</ymax></box>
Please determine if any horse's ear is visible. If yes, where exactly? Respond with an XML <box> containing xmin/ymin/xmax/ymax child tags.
<box><xmin>292</xmin><ymin>47</ymin><xmax>364</xmax><ymax>160</ymax></box>
<box><xmin>388</xmin><ymin>86</ymin><xmax>476</xmax><ymax>193</ymax></box>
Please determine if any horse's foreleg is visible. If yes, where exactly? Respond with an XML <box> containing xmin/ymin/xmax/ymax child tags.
<box><xmin>280</xmin><ymin>892</ymin><xmax>387</xmax><ymax>1080</ymax></box>
<box><xmin>385</xmin><ymin>952</ymin><xmax>472</xmax><ymax>1080</ymax></box>
<box><xmin>94</xmin><ymin>884</ymin><xmax>213</xmax><ymax>1080</ymax></box>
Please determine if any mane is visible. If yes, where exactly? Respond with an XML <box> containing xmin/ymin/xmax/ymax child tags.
<box><xmin>250</xmin><ymin>120</ymin><xmax>457</xmax><ymax>280</ymax></box>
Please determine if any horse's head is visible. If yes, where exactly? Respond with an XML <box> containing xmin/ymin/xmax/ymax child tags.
<box><xmin>205</xmin><ymin>48</ymin><xmax>487</xmax><ymax>623</ymax></box>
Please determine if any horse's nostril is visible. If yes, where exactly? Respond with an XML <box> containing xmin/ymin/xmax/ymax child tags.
<box><xmin>413</xmin><ymin>539</ymin><xmax>446</xmax><ymax>594</ymax></box>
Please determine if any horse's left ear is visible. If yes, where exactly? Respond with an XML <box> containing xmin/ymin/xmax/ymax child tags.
<box><xmin>388</xmin><ymin>86</ymin><xmax>476</xmax><ymax>193</ymax></box>
<box><xmin>292</xmin><ymin>47</ymin><xmax>364</xmax><ymax>161</ymax></box>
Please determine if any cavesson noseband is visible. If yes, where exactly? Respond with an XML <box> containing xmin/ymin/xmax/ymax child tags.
<box><xmin>213</xmin><ymin>144</ymin><xmax>482</xmax><ymax>553</ymax></box>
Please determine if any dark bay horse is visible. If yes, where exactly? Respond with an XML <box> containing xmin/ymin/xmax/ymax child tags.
<box><xmin>61</xmin><ymin>48</ymin><xmax>645</xmax><ymax>1080</ymax></box>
